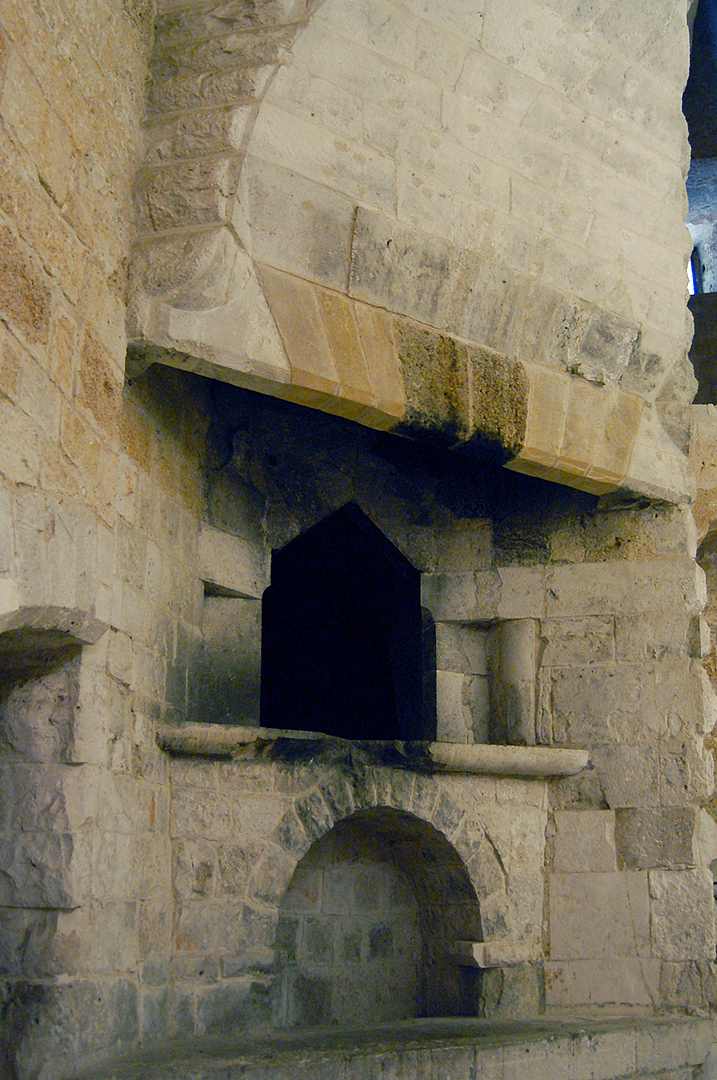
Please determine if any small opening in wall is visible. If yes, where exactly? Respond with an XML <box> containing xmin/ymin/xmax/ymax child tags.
<box><xmin>690</xmin><ymin>245</ymin><xmax>704</xmax><ymax>294</ymax></box>
<box><xmin>260</xmin><ymin>503</ymin><xmax>436</xmax><ymax>740</ymax></box>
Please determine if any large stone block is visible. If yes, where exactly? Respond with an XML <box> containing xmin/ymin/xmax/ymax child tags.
<box><xmin>435</xmin><ymin>623</ymin><xmax>488</xmax><ymax>675</ymax></box>
<box><xmin>540</xmin><ymin>616</ymin><xmax>615</xmax><ymax>666</ymax></box>
<box><xmin>589</xmin><ymin>743</ymin><xmax>660</xmax><ymax>809</ymax></box>
<box><xmin>548</xmin><ymin>871</ymin><xmax>650</xmax><ymax>960</ymax></box>
<box><xmin>660</xmin><ymin>736</ymin><xmax>715</xmax><ymax>806</ymax></box>
<box><xmin>483</xmin><ymin>0</ymin><xmax>603</xmax><ymax>98</ymax></box>
<box><xmin>313</xmin><ymin>0</ymin><xmax>417</xmax><ymax>74</ymax></box>
<box><xmin>649</xmin><ymin>869</ymin><xmax>716</xmax><ymax>962</ymax></box>
<box><xmin>553</xmin><ymin>810</ymin><xmax>617</xmax><ymax>873</ymax></box>
<box><xmin>170</xmin><ymin>784</ymin><xmax>233</xmax><ymax>842</ymax></box>
<box><xmin>0</xmin><ymin>762</ymin><xmax>95</xmax><ymax>834</ymax></box>
<box><xmin>467</xmin><ymin>348</ymin><xmax>528</xmax><ymax>460</ymax></box>
<box><xmin>198</xmin><ymin>524</ymin><xmax>268</xmax><ymax>600</ymax></box>
<box><xmin>393</xmin><ymin>319</ymin><xmax>470</xmax><ymax>446</ymax></box>
<box><xmin>0</xmin><ymin>224</ymin><xmax>51</xmax><ymax>349</ymax></box>
<box><xmin>544</xmin><ymin>957</ymin><xmax>661</xmax><ymax>1009</ymax></box>
<box><xmin>614</xmin><ymin>612</ymin><xmax>690</xmax><ymax>662</ymax></box>
<box><xmin>545</xmin><ymin>558</ymin><xmax>704</xmax><ymax>619</ymax></box>
<box><xmin>615</xmin><ymin>808</ymin><xmax>697</xmax><ymax>870</ymax></box>
<box><xmin>550</xmin><ymin>664</ymin><xmax>660</xmax><ymax>745</ymax></box>
<box><xmin>174</xmin><ymin>899</ymin><xmax>244</xmax><ymax>955</ymax></box>
<box><xmin>251</xmin><ymin>102</ymin><xmax>397</xmax><ymax>214</ymax></box>
<box><xmin>297</xmin><ymin>24</ymin><xmax>442</xmax><ymax>126</ymax></box>
<box><xmin>0</xmin><ymin>829</ymin><xmax>90</xmax><ymax>908</ymax></box>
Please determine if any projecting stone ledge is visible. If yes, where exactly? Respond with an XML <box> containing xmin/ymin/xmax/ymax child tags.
<box><xmin>155</xmin><ymin>723</ymin><xmax>588</xmax><ymax>778</ymax></box>
<box><xmin>71</xmin><ymin>1015</ymin><xmax>715</xmax><ymax>1080</ymax></box>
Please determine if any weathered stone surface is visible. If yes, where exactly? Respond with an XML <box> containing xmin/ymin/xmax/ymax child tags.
<box><xmin>393</xmin><ymin>319</ymin><xmax>470</xmax><ymax>446</ymax></box>
<box><xmin>615</xmin><ymin>808</ymin><xmax>697</xmax><ymax>871</ymax></box>
<box><xmin>198</xmin><ymin>524</ymin><xmax>268</xmax><ymax>599</ymax></box>
<box><xmin>552</xmin><ymin>811</ymin><xmax>617</xmax><ymax>873</ymax></box>
<box><xmin>435</xmin><ymin>624</ymin><xmax>489</xmax><ymax>675</ymax></box>
<box><xmin>0</xmin><ymin>0</ymin><xmax>711</xmax><ymax>1072</ymax></box>
<box><xmin>548</xmin><ymin>871</ymin><xmax>650</xmax><ymax>960</ymax></box>
<box><xmin>435</xmin><ymin>670</ymin><xmax>490</xmax><ymax>743</ymax></box>
<box><xmin>589</xmin><ymin>744</ymin><xmax>661</xmax><ymax>809</ymax></box>
<box><xmin>466</xmin><ymin>348</ymin><xmax>528</xmax><ymax>461</ymax></box>
<box><xmin>545</xmin><ymin>957</ymin><xmax>661</xmax><ymax>1009</ymax></box>
<box><xmin>0</xmin><ymin>830</ymin><xmax>90</xmax><ymax>908</ymax></box>
<box><xmin>540</xmin><ymin>617</ymin><xmax>615</xmax><ymax>666</ymax></box>
<box><xmin>649</xmin><ymin>869</ymin><xmax>716</xmax><ymax>962</ymax></box>
<box><xmin>242</xmin><ymin>155</ymin><xmax>356</xmax><ymax>292</ymax></box>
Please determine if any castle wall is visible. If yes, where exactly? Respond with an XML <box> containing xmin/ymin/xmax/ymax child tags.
<box><xmin>0</xmin><ymin>0</ymin><xmax>715</xmax><ymax>1077</ymax></box>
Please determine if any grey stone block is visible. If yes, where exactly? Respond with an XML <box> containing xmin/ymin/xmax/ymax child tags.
<box><xmin>0</xmin><ymin>830</ymin><xmax>90</xmax><ymax>908</ymax></box>
<box><xmin>540</xmin><ymin>616</ymin><xmax>614</xmax><ymax>666</ymax></box>
<box><xmin>615</xmin><ymin>808</ymin><xmax>697</xmax><ymax>870</ymax></box>
<box><xmin>589</xmin><ymin>743</ymin><xmax>660</xmax><ymax>809</ymax></box>
<box><xmin>435</xmin><ymin>623</ymin><xmax>489</xmax><ymax>674</ymax></box>
<box><xmin>548</xmin><ymin>871</ymin><xmax>650</xmax><ymax>961</ymax></box>
<box><xmin>243</xmin><ymin>155</ymin><xmax>356</xmax><ymax>291</ymax></box>
<box><xmin>649</xmin><ymin>869</ymin><xmax>716</xmax><ymax>961</ymax></box>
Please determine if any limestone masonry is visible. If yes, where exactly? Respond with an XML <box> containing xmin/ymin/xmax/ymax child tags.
<box><xmin>2</xmin><ymin>0</ymin><xmax>717</xmax><ymax>1077</ymax></box>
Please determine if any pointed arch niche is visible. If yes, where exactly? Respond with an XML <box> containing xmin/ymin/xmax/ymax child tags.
<box><xmin>260</xmin><ymin>503</ymin><xmax>436</xmax><ymax>741</ymax></box>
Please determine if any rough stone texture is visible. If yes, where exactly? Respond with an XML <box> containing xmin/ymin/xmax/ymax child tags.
<box><xmin>50</xmin><ymin>1017</ymin><xmax>717</xmax><ymax>1080</ymax></box>
<box><xmin>649</xmin><ymin>869</ymin><xmax>716</xmax><ymax>962</ymax></box>
<box><xmin>0</xmin><ymin>2</ymin><xmax>714</xmax><ymax>1078</ymax></box>
<box><xmin>127</xmin><ymin>0</ymin><xmax>695</xmax><ymax>502</ymax></box>
<box><xmin>548</xmin><ymin>872</ymin><xmax>651</xmax><ymax>962</ymax></box>
<box><xmin>552</xmin><ymin>811</ymin><xmax>617</xmax><ymax>874</ymax></box>
<box><xmin>614</xmin><ymin>808</ymin><xmax>697</xmax><ymax>871</ymax></box>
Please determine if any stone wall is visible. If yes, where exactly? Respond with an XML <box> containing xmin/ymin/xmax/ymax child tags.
<box><xmin>0</xmin><ymin>0</ymin><xmax>163</xmax><ymax>1072</ymax></box>
<box><xmin>164</xmin><ymin>749</ymin><xmax>545</xmax><ymax>1037</ymax></box>
<box><xmin>190</xmin><ymin>387</ymin><xmax>717</xmax><ymax>1022</ymax></box>
<box><xmin>130</xmin><ymin>0</ymin><xmax>695</xmax><ymax>503</ymax></box>
<box><xmin>0</xmin><ymin>0</ymin><xmax>714</xmax><ymax>1077</ymax></box>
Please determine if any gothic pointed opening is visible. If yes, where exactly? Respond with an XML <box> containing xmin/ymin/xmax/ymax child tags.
<box><xmin>260</xmin><ymin>502</ymin><xmax>436</xmax><ymax>740</ymax></box>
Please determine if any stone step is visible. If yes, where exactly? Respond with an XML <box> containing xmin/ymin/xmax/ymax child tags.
<box><xmin>73</xmin><ymin>1015</ymin><xmax>714</xmax><ymax>1080</ymax></box>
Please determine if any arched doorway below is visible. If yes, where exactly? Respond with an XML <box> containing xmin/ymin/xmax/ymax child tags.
<box><xmin>274</xmin><ymin>807</ymin><xmax>482</xmax><ymax>1028</ymax></box>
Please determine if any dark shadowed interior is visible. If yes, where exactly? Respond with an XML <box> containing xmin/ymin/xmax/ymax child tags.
<box><xmin>261</xmin><ymin>503</ymin><xmax>435</xmax><ymax>740</ymax></box>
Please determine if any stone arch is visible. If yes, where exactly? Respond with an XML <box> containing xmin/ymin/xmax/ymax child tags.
<box><xmin>273</xmin><ymin>805</ymin><xmax>482</xmax><ymax>1025</ymax></box>
<box><xmin>237</xmin><ymin>764</ymin><xmax>490</xmax><ymax>1020</ymax></box>
<box><xmin>129</xmin><ymin>0</ymin><xmax>694</xmax><ymax>503</ymax></box>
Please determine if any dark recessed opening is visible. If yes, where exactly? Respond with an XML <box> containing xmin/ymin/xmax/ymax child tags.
<box><xmin>260</xmin><ymin>502</ymin><xmax>436</xmax><ymax>740</ymax></box>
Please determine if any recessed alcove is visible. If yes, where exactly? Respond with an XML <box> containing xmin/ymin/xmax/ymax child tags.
<box><xmin>261</xmin><ymin>503</ymin><xmax>436</xmax><ymax>741</ymax></box>
<box><xmin>274</xmin><ymin>807</ymin><xmax>482</xmax><ymax>1028</ymax></box>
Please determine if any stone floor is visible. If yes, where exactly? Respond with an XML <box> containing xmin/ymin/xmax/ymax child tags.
<box><xmin>72</xmin><ymin>1014</ymin><xmax>715</xmax><ymax>1080</ymax></box>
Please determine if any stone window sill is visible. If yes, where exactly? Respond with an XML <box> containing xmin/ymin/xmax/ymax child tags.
<box><xmin>156</xmin><ymin>722</ymin><xmax>588</xmax><ymax>778</ymax></box>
